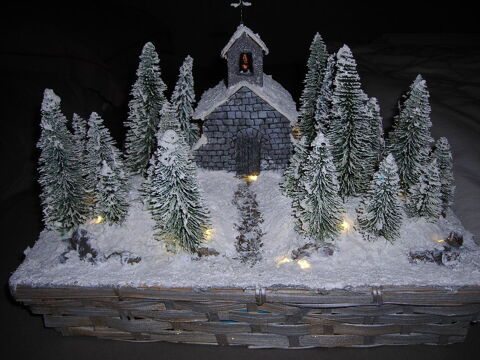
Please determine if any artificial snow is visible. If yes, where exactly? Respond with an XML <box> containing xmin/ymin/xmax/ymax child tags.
<box><xmin>10</xmin><ymin>171</ymin><xmax>480</xmax><ymax>290</ymax></box>
<box><xmin>193</xmin><ymin>74</ymin><xmax>298</xmax><ymax>124</ymax></box>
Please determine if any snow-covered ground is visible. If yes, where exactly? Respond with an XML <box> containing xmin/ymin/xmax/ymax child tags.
<box><xmin>10</xmin><ymin>170</ymin><xmax>480</xmax><ymax>290</ymax></box>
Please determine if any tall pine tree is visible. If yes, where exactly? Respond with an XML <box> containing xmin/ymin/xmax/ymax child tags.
<box><xmin>329</xmin><ymin>45</ymin><xmax>372</xmax><ymax>197</ymax></box>
<box><xmin>282</xmin><ymin>136</ymin><xmax>309</xmax><ymax>198</ymax></box>
<box><xmin>405</xmin><ymin>158</ymin><xmax>442</xmax><ymax>221</ymax></box>
<box><xmin>86</xmin><ymin>112</ymin><xmax>129</xmax><ymax>224</ymax></box>
<box><xmin>124</xmin><ymin>42</ymin><xmax>167</xmax><ymax>175</ymax></box>
<box><xmin>388</xmin><ymin>75</ymin><xmax>433</xmax><ymax>191</ymax></box>
<box><xmin>314</xmin><ymin>54</ymin><xmax>335</xmax><ymax>136</ymax></box>
<box><xmin>298</xmin><ymin>33</ymin><xmax>328</xmax><ymax>143</ymax></box>
<box><xmin>357</xmin><ymin>154</ymin><xmax>403</xmax><ymax>242</ymax></box>
<box><xmin>37</xmin><ymin>89</ymin><xmax>87</xmax><ymax>232</ymax></box>
<box><xmin>148</xmin><ymin>129</ymin><xmax>210</xmax><ymax>253</ymax></box>
<box><xmin>433</xmin><ymin>137</ymin><xmax>455</xmax><ymax>215</ymax></box>
<box><xmin>293</xmin><ymin>132</ymin><xmax>344</xmax><ymax>242</ymax></box>
<box><xmin>171</xmin><ymin>55</ymin><xmax>199</xmax><ymax>147</ymax></box>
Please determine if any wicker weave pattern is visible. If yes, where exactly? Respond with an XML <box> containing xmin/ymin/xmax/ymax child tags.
<box><xmin>13</xmin><ymin>285</ymin><xmax>480</xmax><ymax>348</ymax></box>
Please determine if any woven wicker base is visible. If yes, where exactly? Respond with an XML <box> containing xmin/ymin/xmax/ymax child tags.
<box><xmin>12</xmin><ymin>285</ymin><xmax>480</xmax><ymax>348</ymax></box>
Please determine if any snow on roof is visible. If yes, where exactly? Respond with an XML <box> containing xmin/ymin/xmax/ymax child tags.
<box><xmin>220</xmin><ymin>24</ymin><xmax>269</xmax><ymax>59</ymax></box>
<box><xmin>193</xmin><ymin>74</ymin><xmax>298</xmax><ymax>124</ymax></box>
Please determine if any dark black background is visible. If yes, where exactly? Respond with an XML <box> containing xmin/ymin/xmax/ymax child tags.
<box><xmin>1</xmin><ymin>1</ymin><xmax>479</xmax><ymax>359</ymax></box>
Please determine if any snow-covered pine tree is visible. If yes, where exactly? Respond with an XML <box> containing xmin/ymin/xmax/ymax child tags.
<box><xmin>365</xmin><ymin>97</ymin><xmax>385</xmax><ymax>168</ymax></box>
<box><xmin>282</xmin><ymin>136</ymin><xmax>309</xmax><ymax>198</ymax></box>
<box><xmin>96</xmin><ymin>160</ymin><xmax>129</xmax><ymax>224</ymax></box>
<box><xmin>171</xmin><ymin>55</ymin><xmax>199</xmax><ymax>147</ymax></box>
<box><xmin>329</xmin><ymin>45</ymin><xmax>373</xmax><ymax>197</ymax></box>
<box><xmin>157</xmin><ymin>101</ymin><xmax>181</xmax><ymax>139</ymax></box>
<box><xmin>124</xmin><ymin>42</ymin><xmax>167</xmax><ymax>175</ymax></box>
<box><xmin>314</xmin><ymin>54</ymin><xmax>335</xmax><ymax>136</ymax></box>
<box><xmin>388</xmin><ymin>75</ymin><xmax>433</xmax><ymax>191</ymax></box>
<box><xmin>86</xmin><ymin>112</ymin><xmax>129</xmax><ymax>224</ymax></box>
<box><xmin>433</xmin><ymin>137</ymin><xmax>455</xmax><ymax>215</ymax></box>
<box><xmin>298</xmin><ymin>33</ymin><xmax>328</xmax><ymax>144</ymax></box>
<box><xmin>37</xmin><ymin>89</ymin><xmax>87</xmax><ymax>232</ymax></box>
<box><xmin>148</xmin><ymin>129</ymin><xmax>210</xmax><ymax>253</ymax></box>
<box><xmin>405</xmin><ymin>158</ymin><xmax>442</xmax><ymax>221</ymax></box>
<box><xmin>142</xmin><ymin>102</ymin><xmax>181</xmax><ymax>206</ymax></box>
<box><xmin>294</xmin><ymin>132</ymin><xmax>344</xmax><ymax>242</ymax></box>
<box><xmin>357</xmin><ymin>154</ymin><xmax>403</xmax><ymax>242</ymax></box>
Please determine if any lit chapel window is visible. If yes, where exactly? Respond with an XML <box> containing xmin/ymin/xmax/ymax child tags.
<box><xmin>239</xmin><ymin>53</ymin><xmax>253</xmax><ymax>74</ymax></box>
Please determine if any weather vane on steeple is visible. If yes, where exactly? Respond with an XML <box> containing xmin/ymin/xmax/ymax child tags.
<box><xmin>230</xmin><ymin>0</ymin><xmax>251</xmax><ymax>24</ymax></box>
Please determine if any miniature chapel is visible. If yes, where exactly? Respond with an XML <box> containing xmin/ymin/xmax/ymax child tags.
<box><xmin>193</xmin><ymin>24</ymin><xmax>297</xmax><ymax>176</ymax></box>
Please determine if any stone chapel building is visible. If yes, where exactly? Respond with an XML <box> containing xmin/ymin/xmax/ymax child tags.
<box><xmin>193</xmin><ymin>24</ymin><xmax>297</xmax><ymax>176</ymax></box>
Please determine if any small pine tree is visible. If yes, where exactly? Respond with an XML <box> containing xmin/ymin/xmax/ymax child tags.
<box><xmin>433</xmin><ymin>137</ymin><xmax>455</xmax><ymax>215</ymax></box>
<box><xmin>124</xmin><ymin>42</ymin><xmax>167</xmax><ymax>175</ymax></box>
<box><xmin>388</xmin><ymin>75</ymin><xmax>434</xmax><ymax>191</ymax></box>
<box><xmin>298</xmin><ymin>33</ymin><xmax>328</xmax><ymax>143</ymax></box>
<box><xmin>37</xmin><ymin>89</ymin><xmax>87</xmax><ymax>232</ymax></box>
<box><xmin>365</xmin><ymin>97</ymin><xmax>385</xmax><ymax>166</ymax></box>
<box><xmin>406</xmin><ymin>158</ymin><xmax>442</xmax><ymax>221</ymax></box>
<box><xmin>171</xmin><ymin>56</ymin><xmax>199</xmax><ymax>147</ymax></box>
<box><xmin>293</xmin><ymin>132</ymin><xmax>344</xmax><ymax>242</ymax></box>
<box><xmin>86</xmin><ymin>112</ymin><xmax>129</xmax><ymax>224</ymax></box>
<box><xmin>357</xmin><ymin>154</ymin><xmax>403</xmax><ymax>242</ymax></box>
<box><xmin>96</xmin><ymin>160</ymin><xmax>129</xmax><ymax>224</ymax></box>
<box><xmin>329</xmin><ymin>45</ymin><xmax>373</xmax><ymax>197</ymax></box>
<box><xmin>314</xmin><ymin>54</ymin><xmax>335</xmax><ymax>137</ymax></box>
<box><xmin>282</xmin><ymin>136</ymin><xmax>309</xmax><ymax>198</ymax></box>
<box><xmin>157</xmin><ymin>101</ymin><xmax>181</xmax><ymax>138</ymax></box>
<box><xmin>148</xmin><ymin>129</ymin><xmax>210</xmax><ymax>253</ymax></box>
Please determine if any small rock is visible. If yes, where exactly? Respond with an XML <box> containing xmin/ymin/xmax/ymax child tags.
<box><xmin>196</xmin><ymin>247</ymin><xmax>219</xmax><ymax>258</ymax></box>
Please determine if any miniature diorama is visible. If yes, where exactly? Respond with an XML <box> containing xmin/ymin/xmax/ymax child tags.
<box><xmin>9</xmin><ymin>1</ymin><xmax>480</xmax><ymax>349</ymax></box>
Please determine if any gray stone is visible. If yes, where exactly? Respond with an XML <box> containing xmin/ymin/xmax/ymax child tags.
<box><xmin>227</xmin><ymin>112</ymin><xmax>236</xmax><ymax>119</ymax></box>
<box><xmin>258</xmin><ymin>111</ymin><xmax>267</xmax><ymax>118</ymax></box>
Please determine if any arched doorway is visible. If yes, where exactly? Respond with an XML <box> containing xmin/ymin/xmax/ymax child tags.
<box><xmin>235</xmin><ymin>128</ymin><xmax>262</xmax><ymax>176</ymax></box>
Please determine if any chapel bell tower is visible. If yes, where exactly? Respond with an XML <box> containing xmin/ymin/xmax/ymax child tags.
<box><xmin>221</xmin><ymin>24</ymin><xmax>269</xmax><ymax>88</ymax></box>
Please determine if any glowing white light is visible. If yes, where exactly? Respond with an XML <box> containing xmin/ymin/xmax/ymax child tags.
<box><xmin>276</xmin><ymin>257</ymin><xmax>292</xmax><ymax>265</ymax></box>
<box><xmin>297</xmin><ymin>259</ymin><xmax>311</xmax><ymax>270</ymax></box>
<box><xmin>90</xmin><ymin>216</ymin><xmax>104</xmax><ymax>224</ymax></box>
<box><xmin>341</xmin><ymin>220</ymin><xmax>351</xmax><ymax>232</ymax></box>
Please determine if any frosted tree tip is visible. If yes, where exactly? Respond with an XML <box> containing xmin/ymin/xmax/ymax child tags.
<box><xmin>384</xmin><ymin>153</ymin><xmax>396</xmax><ymax>164</ymax></box>
<box><xmin>100</xmin><ymin>160</ymin><xmax>113</xmax><ymax>176</ymax></box>
<box><xmin>437</xmin><ymin>137</ymin><xmax>450</xmax><ymax>148</ymax></box>
<box><xmin>41</xmin><ymin>89</ymin><xmax>61</xmax><ymax>112</ymax></box>
<box><xmin>142</xmin><ymin>42</ymin><xmax>155</xmax><ymax>53</ymax></box>
<box><xmin>89</xmin><ymin>112</ymin><xmax>100</xmax><ymax>120</ymax></box>
<box><xmin>337</xmin><ymin>44</ymin><xmax>352</xmax><ymax>58</ymax></box>
<box><xmin>413</xmin><ymin>74</ymin><xmax>426</xmax><ymax>88</ymax></box>
<box><xmin>312</xmin><ymin>131</ymin><xmax>328</xmax><ymax>148</ymax></box>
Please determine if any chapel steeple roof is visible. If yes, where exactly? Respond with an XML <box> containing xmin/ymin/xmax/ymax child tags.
<box><xmin>220</xmin><ymin>24</ymin><xmax>269</xmax><ymax>59</ymax></box>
